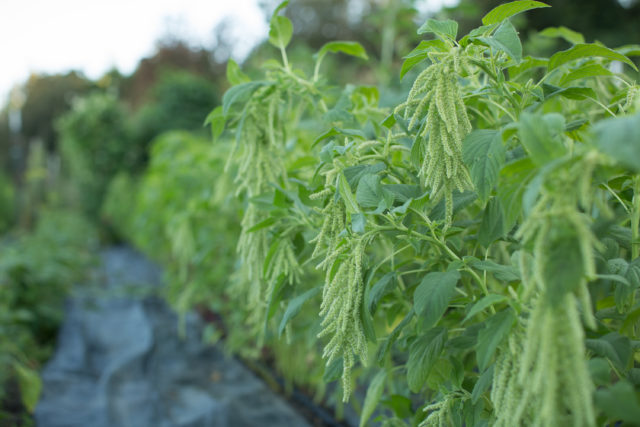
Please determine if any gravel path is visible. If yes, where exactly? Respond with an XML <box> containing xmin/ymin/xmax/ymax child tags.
<box><xmin>35</xmin><ymin>246</ymin><xmax>311</xmax><ymax>427</ymax></box>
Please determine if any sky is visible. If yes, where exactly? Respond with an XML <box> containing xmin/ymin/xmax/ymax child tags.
<box><xmin>0</xmin><ymin>0</ymin><xmax>457</xmax><ymax>104</ymax></box>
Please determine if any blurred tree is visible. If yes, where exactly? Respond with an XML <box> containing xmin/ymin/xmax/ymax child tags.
<box><xmin>57</xmin><ymin>92</ymin><xmax>137</xmax><ymax>217</ymax></box>
<box><xmin>131</xmin><ymin>70</ymin><xmax>218</xmax><ymax>148</ymax></box>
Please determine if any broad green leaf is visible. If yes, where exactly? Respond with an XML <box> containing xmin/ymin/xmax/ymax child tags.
<box><xmin>508</xmin><ymin>56</ymin><xmax>548</xmax><ymax>77</ymax></box>
<box><xmin>383</xmin><ymin>184</ymin><xmax>421</xmax><ymax>203</ymax></box>
<box><xmin>400</xmin><ymin>40</ymin><xmax>447</xmax><ymax>78</ymax></box>
<box><xmin>542</xmin><ymin>84</ymin><xmax>598</xmax><ymax>101</ymax></box>
<box><xmin>518</xmin><ymin>112</ymin><xmax>566</xmax><ymax>166</ymax></box>
<box><xmin>269</xmin><ymin>14</ymin><xmax>293</xmax><ymax>48</ymax></box>
<box><xmin>361</xmin><ymin>282</ymin><xmax>377</xmax><ymax>342</ymax></box>
<box><xmin>226</xmin><ymin>58</ymin><xmax>250</xmax><ymax>86</ymax></box>
<box><xmin>476</xmin><ymin>20</ymin><xmax>522</xmax><ymax>63</ymax></box>
<box><xmin>407</xmin><ymin>327</ymin><xmax>447</xmax><ymax>393</ymax></box>
<box><xmin>417</xmin><ymin>19</ymin><xmax>458</xmax><ymax>40</ymax></box>
<box><xmin>356</xmin><ymin>173</ymin><xmax>383</xmax><ymax>208</ymax></box>
<box><xmin>382</xmin><ymin>395</ymin><xmax>413</xmax><ymax>419</ymax></box>
<box><xmin>548</xmin><ymin>43</ymin><xmax>638</xmax><ymax>72</ymax></box>
<box><xmin>338</xmin><ymin>173</ymin><xmax>360</xmax><ymax>214</ymax></box>
<box><xmin>316</xmin><ymin>41</ymin><xmax>368</xmax><ymax>63</ymax></box>
<box><xmin>593</xmin><ymin>112</ymin><xmax>640</xmax><ymax>172</ymax></box>
<box><xmin>586</xmin><ymin>333</ymin><xmax>632</xmax><ymax>372</ymax></box>
<box><xmin>222</xmin><ymin>81</ymin><xmax>268</xmax><ymax>115</ymax></box>
<box><xmin>538</xmin><ymin>26</ymin><xmax>584</xmax><ymax>44</ymax></box>
<box><xmin>497</xmin><ymin>157</ymin><xmax>535</xmax><ymax>230</ymax></box>
<box><xmin>430</xmin><ymin>191</ymin><xmax>477</xmax><ymax>221</ymax></box>
<box><xmin>413</xmin><ymin>271</ymin><xmax>460</xmax><ymax>329</ymax></box>
<box><xmin>367</xmin><ymin>272</ymin><xmax>396</xmax><ymax>314</ymax></box>
<box><xmin>471</xmin><ymin>365</ymin><xmax>494</xmax><ymax>404</ymax></box>
<box><xmin>351</xmin><ymin>212</ymin><xmax>366</xmax><ymax>234</ymax></box>
<box><xmin>203</xmin><ymin>106</ymin><xmax>225</xmax><ymax>142</ymax></box>
<box><xmin>462</xmin><ymin>129</ymin><xmax>506</xmax><ymax>203</ymax></box>
<box><xmin>559</xmin><ymin>63</ymin><xmax>613</xmax><ymax>86</ymax></box>
<box><xmin>344</xmin><ymin>163</ymin><xmax>386</xmax><ymax>188</ymax></box>
<box><xmin>588</xmin><ymin>357</ymin><xmax>611</xmax><ymax>386</ymax></box>
<box><xmin>464</xmin><ymin>294</ymin><xmax>507</xmax><ymax>323</ymax></box>
<box><xmin>246</xmin><ymin>216</ymin><xmax>277</xmax><ymax>233</ymax></box>
<box><xmin>482</xmin><ymin>1</ymin><xmax>550</xmax><ymax>25</ymax></box>
<box><xmin>360</xmin><ymin>370</ymin><xmax>387</xmax><ymax>427</ymax></box>
<box><xmin>278</xmin><ymin>287</ymin><xmax>321</xmax><ymax>336</ymax></box>
<box><xmin>14</xmin><ymin>363</ymin><xmax>42</xmax><ymax>413</ymax></box>
<box><xmin>476</xmin><ymin>308</ymin><xmax>516</xmax><ymax>370</ymax></box>
<box><xmin>594</xmin><ymin>381</ymin><xmax>640</xmax><ymax>424</ymax></box>
<box><xmin>478</xmin><ymin>198</ymin><xmax>506</xmax><ymax>246</ymax></box>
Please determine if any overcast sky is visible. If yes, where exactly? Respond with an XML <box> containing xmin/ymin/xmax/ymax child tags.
<box><xmin>0</xmin><ymin>0</ymin><xmax>457</xmax><ymax>104</ymax></box>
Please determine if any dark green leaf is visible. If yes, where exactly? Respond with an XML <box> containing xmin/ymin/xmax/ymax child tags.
<box><xmin>356</xmin><ymin>174</ymin><xmax>384</xmax><ymax>208</ymax></box>
<box><xmin>559</xmin><ymin>63</ymin><xmax>613</xmax><ymax>86</ymax></box>
<box><xmin>278</xmin><ymin>287</ymin><xmax>321</xmax><ymax>336</ymax></box>
<box><xmin>312</xmin><ymin>127</ymin><xmax>367</xmax><ymax>147</ymax></box>
<box><xmin>497</xmin><ymin>158</ymin><xmax>535</xmax><ymax>230</ymax></box>
<box><xmin>586</xmin><ymin>332</ymin><xmax>631</xmax><ymax>372</ymax></box>
<box><xmin>464</xmin><ymin>294</ymin><xmax>507</xmax><ymax>323</ymax></box>
<box><xmin>482</xmin><ymin>1</ymin><xmax>550</xmax><ymax>25</ymax></box>
<box><xmin>476</xmin><ymin>308</ymin><xmax>516</xmax><ymax>370</ymax></box>
<box><xmin>588</xmin><ymin>357</ymin><xmax>611</xmax><ymax>386</ymax></box>
<box><xmin>471</xmin><ymin>365</ymin><xmax>494</xmax><ymax>404</ymax></box>
<box><xmin>478</xmin><ymin>198</ymin><xmax>506</xmax><ymax>246</ymax></box>
<box><xmin>594</xmin><ymin>381</ymin><xmax>640</xmax><ymax>424</ymax></box>
<box><xmin>338</xmin><ymin>173</ymin><xmax>360</xmax><ymax>214</ymax></box>
<box><xmin>429</xmin><ymin>191</ymin><xmax>478</xmax><ymax>221</ymax></box>
<box><xmin>413</xmin><ymin>271</ymin><xmax>460</xmax><ymax>329</ymax></box>
<box><xmin>400</xmin><ymin>40</ymin><xmax>447</xmax><ymax>78</ymax></box>
<box><xmin>323</xmin><ymin>357</ymin><xmax>343</xmax><ymax>382</ymax></box>
<box><xmin>14</xmin><ymin>363</ymin><xmax>42</xmax><ymax>413</ymax></box>
<box><xmin>222</xmin><ymin>81</ymin><xmax>268</xmax><ymax>115</ymax></box>
<box><xmin>377</xmin><ymin>310</ymin><xmax>414</xmax><ymax>365</ymax></box>
<box><xmin>407</xmin><ymin>327</ymin><xmax>447</xmax><ymax>393</ymax></box>
<box><xmin>367</xmin><ymin>272</ymin><xmax>396</xmax><ymax>314</ymax></box>
<box><xmin>203</xmin><ymin>106</ymin><xmax>225</xmax><ymax>142</ymax></box>
<box><xmin>548</xmin><ymin>43</ymin><xmax>637</xmax><ymax>72</ymax></box>
<box><xmin>351</xmin><ymin>212</ymin><xmax>366</xmax><ymax>234</ymax></box>
<box><xmin>463</xmin><ymin>130</ymin><xmax>505</xmax><ymax>203</ymax></box>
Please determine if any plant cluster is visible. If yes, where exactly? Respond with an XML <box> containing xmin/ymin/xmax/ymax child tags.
<box><xmin>116</xmin><ymin>1</ymin><xmax>640</xmax><ymax>425</ymax></box>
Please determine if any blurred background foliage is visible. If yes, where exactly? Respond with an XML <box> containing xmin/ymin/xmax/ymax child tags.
<box><xmin>1</xmin><ymin>0</ymin><xmax>639</xmax><ymax>423</ymax></box>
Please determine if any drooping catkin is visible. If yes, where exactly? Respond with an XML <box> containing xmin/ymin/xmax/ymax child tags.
<box><xmin>395</xmin><ymin>49</ymin><xmax>473</xmax><ymax>227</ymax></box>
<box><xmin>316</xmin><ymin>232</ymin><xmax>369</xmax><ymax>401</ymax></box>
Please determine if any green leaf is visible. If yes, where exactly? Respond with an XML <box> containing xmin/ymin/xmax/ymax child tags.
<box><xmin>338</xmin><ymin>173</ymin><xmax>360</xmax><ymax>214</ymax></box>
<box><xmin>312</xmin><ymin>127</ymin><xmax>367</xmax><ymax>147</ymax></box>
<box><xmin>377</xmin><ymin>310</ymin><xmax>414</xmax><ymax>365</ymax></box>
<box><xmin>542</xmin><ymin>84</ymin><xmax>598</xmax><ymax>101</ymax></box>
<box><xmin>383</xmin><ymin>184</ymin><xmax>422</xmax><ymax>203</ymax></box>
<box><xmin>548</xmin><ymin>43</ymin><xmax>638</xmax><ymax>72</ymax></box>
<box><xmin>278</xmin><ymin>287</ymin><xmax>321</xmax><ymax>336</ymax></box>
<box><xmin>463</xmin><ymin>129</ymin><xmax>506</xmax><ymax>203</ymax></box>
<box><xmin>316</xmin><ymin>41</ymin><xmax>368</xmax><ymax>63</ymax></box>
<box><xmin>226</xmin><ymin>58</ymin><xmax>250</xmax><ymax>86</ymax></box>
<box><xmin>407</xmin><ymin>327</ymin><xmax>447</xmax><ymax>393</ymax></box>
<box><xmin>367</xmin><ymin>272</ymin><xmax>396</xmax><ymax>314</ymax></box>
<box><xmin>478</xmin><ymin>198</ymin><xmax>506</xmax><ymax>246</ymax></box>
<box><xmin>246</xmin><ymin>216</ymin><xmax>277</xmax><ymax>233</ymax></box>
<box><xmin>594</xmin><ymin>381</ymin><xmax>640</xmax><ymax>424</ymax></box>
<box><xmin>538</xmin><ymin>26</ymin><xmax>584</xmax><ymax>44</ymax></box>
<box><xmin>203</xmin><ymin>106</ymin><xmax>225</xmax><ymax>142</ymax></box>
<box><xmin>417</xmin><ymin>19</ymin><xmax>458</xmax><ymax>40</ymax></box>
<box><xmin>222</xmin><ymin>81</ymin><xmax>268</xmax><ymax>115</ymax></box>
<box><xmin>476</xmin><ymin>20</ymin><xmax>522</xmax><ymax>63</ymax></box>
<box><xmin>356</xmin><ymin>173</ymin><xmax>384</xmax><ymax>208</ymax></box>
<box><xmin>400</xmin><ymin>40</ymin><xmax>447</xmax><ymax>78</ymax></box>
<box><xmin>593</xmin><ymin>112</ymin><xmax>640</xmax><ymax>173</ymax></box>
<box><xmin>476</xmin><ymin>308</ymin><xmax>516</xmax><ymax>370</ymax></box>
<box><xmin>518</xmin><ymin>112</ymin><xmax>566</xmax><ymax>166</ymax></box>
<box><xmin>269</xmin><ymin>15</ymin><xmax>293</xmax><ymax>49</ymax></box>
<box><xmin>559</xmin><ymin>63</ymin><xmax>613</xmax><ymax>86</ymax></box>
<box><xmin>508</xmin><ymin>56</ymin><xmax>548</xmax><ymax>77</ymax></box>
<box><xmin>413</xmin><ymin>271</ymin><xmax>460</xmax><ymax>329</ymax></box>
<box><xmin>14</xmin><ymin>363</ymin><xmax>42</xmax><ymax>413</ymax></box>
<box><xmin>323</xmin><ymin>357</ymin><xmax>343</xmax><ymax>382</ymax></box>
<box><xmin>497</xmin><ymin>157</ymin><xmax>535</xmax><ymax>230</ymax></box>
<box><xmin>351</xmin><ymin>212</ymin><xmax>366</xmax><ymax>234</ymax></box>
<box><xmin>482</xmin><ymin>1</ymin><xmax>550</xmax><ymax>25</ymax></box>
<box><xmin>344</xmin><ymin>163</ymin><xmax>386</xmax><ymax>188</ymax></box>
<box><xmin>588</xmin><ymin>357</ymin><xmax>611</xmax><ymax>386</ymax></box>
<box><xmin>471</xmin><ymin>365</ymin><xmax>494</xmax><ymax>404</ymax></box>
<box><xmin>360</xmin><ymin>370</ymin><xmax>387</xmax><ymax>427</ymax></box>
<box><xmin>466</xmin><ymin>258</ymin><xmax>520</xmax><ymax>282</ymax></box>
<box><xmin>464</xmin><ymin>294</ymin><xmax>507</xmax><ymax>323</ymax></box>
